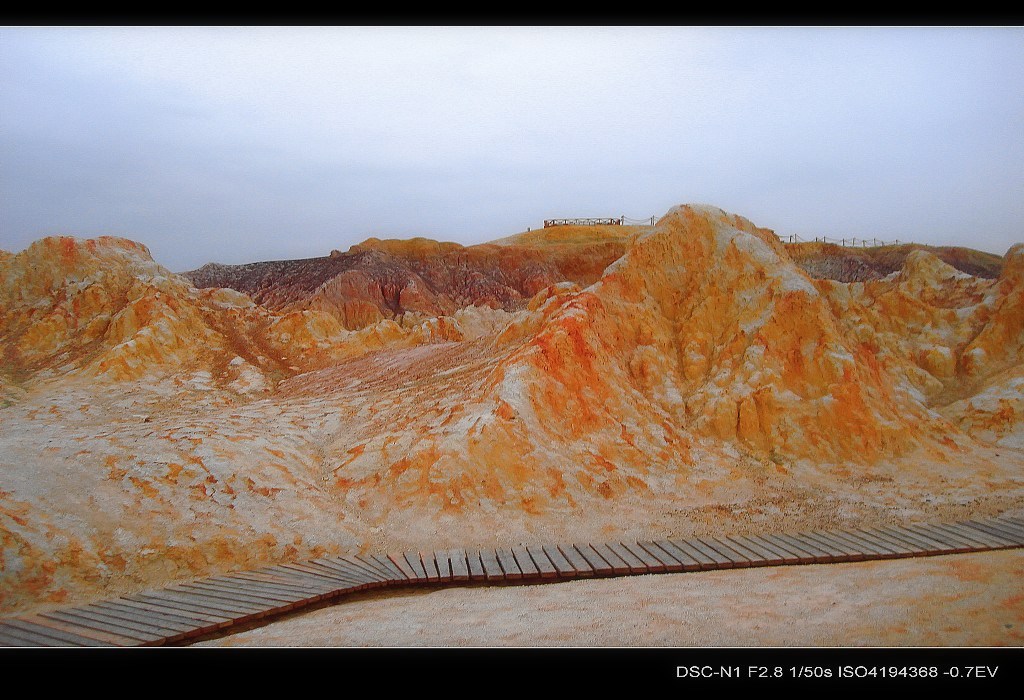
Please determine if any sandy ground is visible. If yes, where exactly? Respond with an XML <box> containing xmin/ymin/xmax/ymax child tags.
<box><xmin>194</xmin><ymin>549</ymin><xmax>1024</xmax><ymax>647</ymax></box>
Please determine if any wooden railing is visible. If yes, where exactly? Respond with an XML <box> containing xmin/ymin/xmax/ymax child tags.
<box><xmin>544</xmin><ymin>218</ymin><xmax>624</xmax><ymax>227</ymax></box>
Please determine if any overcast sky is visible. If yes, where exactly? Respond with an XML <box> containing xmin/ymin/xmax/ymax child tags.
<box><xmin>2</xmin><ymin>26</ymin><xmax>1023</xmax><ymax>271</ymax></box>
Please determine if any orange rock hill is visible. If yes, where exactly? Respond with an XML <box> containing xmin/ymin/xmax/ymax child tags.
<box><xmin>1</xmin><ymin>206</ymin><xmax>1021</xmax><ymax>613</ymax></box>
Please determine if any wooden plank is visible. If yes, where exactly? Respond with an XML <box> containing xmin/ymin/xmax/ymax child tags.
<box><xmin>874</xmin><ymin>526</ymin><xmax>948</xmax><ymax>555</ymax></box>
<box><xmin>2</xmin><ymin>617</ymin><xmax>104</xmax><ymax>647</ymax></box>
<box><xmin>419</xmin><ymin>552</ymin><xmax>441</xmax><ymax>582</ymax></box>
<box><xmin>432</xmin><ymin>551</ymin><xmax>452</xmax><ymax>582</ymax></box>
<box><xmin>575</xmin><ymin>544</ymin><xmax>616</xmax><ymax>576</ymax></box>
<box><xmin>353</xmin><ymin>554</ymin><xmax>399</xmax><ymax>581</ymax></box>
<box><xmin>360</xmin><ymin>552</ymin><xmax>399</xmax><ymax>581</ymax></box>
<box><xmin>197</xmin><ymin>576</ymin><xmax>305</xmax><ymax>602</ymax></box>
<box><xmin>733</xmin><ymin>540</ymin><xmax>778</xmax><ymax>564</ymax></box>
<box><xmin>719</xmin><ymin>536</ymin><xmax>768</xmax><ymax>566</ymax></box>
<box><xmin>388</xmin><ymin>553</ymin><xmax>420</xmax><ymax>581</ymax></box>
<box><xmin>102</xmin><ymin>596</ymin><xmax>229</xmax><ymax>631</ymax></box>
<box><xmin>987</xmin><ymin>517</ymin><xmax>1024</xmax><ymax>539</ymax></box>
<box><xmin>495</xmin><ymin>547</ymin><xmax>523</xmax><ymax>580</ymax></box>
<box><xmin>851</xmin><ymin>528</ymin><xmax>917</xmax><ymax>556</ymax></box>
<box><xmin>511</xmin><ymin>545</ymin><xmax>540</xmax><ymax>578</ymax></box>
<box><xmin>728</xmin><ymin>535</ymin><xmax>783</xmax><ymax>566</ymax></box>
<box><xmin>696</xmin><ymin>537</ymin><xmax>750</xmax><ymax>568</ymax></box>
<box><xmin>181</xmin><ymin>580</ymin><xmax>300</xmax><ymax>607</ymax></box>
<box><xmin>402</xmin><ymin>552</ymin><xmax>429</xmax><ymax>581</ymax></box>
<box><xmin>479</xmin><ymin>548</ymin><xmax>506</xmax><ymax>582</ymax></box>
<box><xmin>539</xmin><ymin>544</ymin><xmax>575</xmax><ymax>577</ymax></box>
<box><xmin>770</xmin><ymin>533</ymin><xmax>831</xmax><ymax>563</ymax></box>
<box><xmin>526</xmin><ymin>544</ymin><xmax>559</xmax><ymax>578</ymax></box>
<box><xmin>798</xmin><ymin>531</ymin><xmax>858</xmax><ymax>562</ymax></box>
<box><xmin>48</xmin><ymin>612</ymin><xmax>148</xmax><ymax>645</ymax></box>
<box><xmin>858</xmin><ymin>527</ymin><xmax>922</xmax><ymax>556</ymax></box>
<box><xmin>315</xmin><ymin>556</ymin><xmax>380</xmax><ymax>586</ymax></box>
<box><xmin>651</xmin><ymin>540</ymin><xmax>703</xmax><ymax>571</ymax></box>
<box><xmin>679</xmin><ymin>538</ymin><xmax>733</xmax><ymax>569</ymax></box>
<box><xmin>607</xmin><ymin>542</ymin><xmax>650</xmax><ymax>574</ymax></box>
<box><xmin>229</xmin><ymin>577</ymin><xmax>330</xmax><ymax>604</ymax></box>
<box><xmin>817</xmin><ymin>530</ymin><xmax>876</xmax><ymax>561</ymax></box>
<box><xmin>261</xmin><ymin>564</ymin><xmax>328</xmax><ymax>585</ymax></box>
<box><xmin>210</xmin><ymin>577</ymin><xmax>315</xmax><ymax>605</ymax></box>
<box><xmin>851</xmin><ymin>527</ymin><xmax>912</xmax><ymax>557</ymax></box>
<box><xmin>276</xmin><ymin>562</ymin><xmax>364</xmax><ymax>589</ymax></box>
<box><xmin>127</xmin><ymin>590</ymin><xmax>258</xmax><ymax>620</ymax></box>
<box><xmin>973</xmin><ymin>517</ymin><xmax>1024</xmax><ymax>540</ymax></box>
<box><xmin>40</xmin><ymin>609</ymin><xmax>164</xmax><ymax>644</ymax></box>
<box><xmin>756</xmin><ymin>534</ymin><xmax>816</xmax><ymax>564</ymax></box>
<box><xmin>339</xmin><ymin>552</ymin><xmax>391</xmax><ymax>581</ymax></box>
<box><xmin>937</xmin><ymin>519</ymin><xmax>1003</xmax><ymax>548</ymax></box>
<box><xmin>635</xmin><ymin>541</ymin><xmax>684</xmax><ymax>573</ymax></box>
<box><xmin>621</xmin><ymin>541</ymin><xmax>666</xmax><ymax>573</ymax></box>
<box><xmin>435</xmin><ymin>551</ymin><xmax>455</xmax><ymax>582</ymax></box>
<box><xmin>338</xmin><ymin>555</ymin><xmax>391</xmax><ymax>583</ymax></box>
<box><xmin>120</xmin><ymin>592</ymin><xmax>241</xmax><ymax>625</ymax></box>
<box><xmin>466</xmin><ymin>550</ymin><xmax>487</xmax><ymax>581</ymax></box>
<box><xmin>16</xmin><ymin>614</ymin><xmax>138</xmax><ymax>646</ymax></box>
<box><xmin>0</xmin><ymin>627</ymin><xmax>32</xmax><ymax>646</ymax></box>
<box><xmin>896</xmin><ymin>524</ymin><xmax>961</xmax><ymax>553</ymax></box>
<box><xmin>296</xmin><ymin>559</ymin><xmax>370</xmax><ymax>589</ymax></box>
<box><xmin>264</xmin><ymin>563</ymin><xmax>345</xmax><ymax>585</ymax></box>
<box><xmin>968</xmin><ymin>519</ymin><xmax>1024</xmax><ymax>544</ymax></box>
<box><xmin>867</xmin><ymin>526</ymin><xmax>939</xmax><ymax>554</ymax></box>
<box><xmin>666</xmin><ymin>539</ymin><xmax>718</xmax><ymax>570</ymax></box>
<box><xmin>421</xmin><ymin>548</ymin><xmax>442</xmax><ymax>581</ymax></box>
<box><xmin>0</xmin><ymin>619</ymin><xmax>88</xmax><ymax>647</ymax></box>
<box><xmin>171</xmin><ymin>582</ymin><xmax>289</xmax><ymax>612</ymax></box>
<box><xmin>590</xmin><ymin>543</ymin><xmax>631</xmax><ymax>575</ymax></box>
<box><xmin>716</xmin><ymin>540</ymin><xmax>765</xmax><ymax>564</ymax></box>
<box><xmin>449</xmin><ymin>549</ymin><xmax>470</xmax><ymax>582</ymax></box>
<box><xmin>904</xmin><ymin>524</ymin><xmax>973</xmax><ymax>554</ymax></box>
<box><xmin>710</xmin><ymin>537</ymin><xmax>762</xmax><ymax>566</ymax></box>
<box><xmin>228</xmin><ymin>569</ymin><xmax>313</xmax><ymax>588</ymax></box>
<box><xmin>851</xmin><ymin>523</ymin><xmax>917</xmax><ymax>556</ymax></box>
<box><xmin>645</xmin><ymin>541</ymin><xmax>693</xmax><ymax>572</ymax></box>
<box><xmin>555</xmin><ymin>544</ymin><xmax>596</xmax><ymax>577</ymax></box>
<box><xmin>55</xmin><ymin>604</ymin><xmax>185</xmax><ymax>641</ymax></box>
<box><xmin>922</xmin><ymin>522</ymin><xmax>982</xmax><ymax>550</ymax></box>
<box><xmin>942</xmin><ymin>521</ymin><xmax>1015</xmax><ymax>548</ymax></box>
<box><xmin>242</xmin><ymin>568</ymin><xmax>341</xmax><ymax>594</ymax></box>
<box><xmin>856</xmin><ymin>528</ymin><xmax>929</xmax><ymax>556</ymax></box>
<box><xmin>216</xmin><ymin>573</ymin><xmax>328</xmax><ymax>599</ymax></box>
<box><xmin>0</xmin><ymin>624</ymin><xmax>39</xmax><ymax>647</ymax></box>
<box><xmin>81</xmin><ymin>602</ymin><xmax>196</xmax><ymax>637</ymax></box>
<box><xmin>370</xmin><ymin>554</ymin><xmax>410</xmax><ymax>582</ymax></box>
<box><xmin>742</xmin><ymin>534</ymin><xmax>801</xmax><ymax>564</ymax></box>
<box><xmin>819</xmin><ymin>529</ymin><xmax>887</xmax><ymax>558</ymax></box>
<box><xmin>781</xmin><ymin>532</ymin><xmax>838</xmax><ymax>562</ymax></box>
<box><xmin>75</xmin><ymin>601</ymin><xmax>193</xmax><ymax>646</ymax></box>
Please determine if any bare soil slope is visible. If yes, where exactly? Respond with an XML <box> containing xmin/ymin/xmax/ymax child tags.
<box><xmin>1</xmin><ymin>205</ymin><xmax>1021</xmax><ymax>622</ymax></box>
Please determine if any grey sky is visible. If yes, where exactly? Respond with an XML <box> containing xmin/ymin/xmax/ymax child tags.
<box><xmin>2</xmin><ymin>26</ymin><xmax>1022</xmax><ymax>271</ymax></box>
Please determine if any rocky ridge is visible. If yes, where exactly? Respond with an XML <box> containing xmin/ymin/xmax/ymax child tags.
<box><xmin>0</xmin><ymin>205</ymin><xmax>1021</xmax><ymax>613</ymax></box>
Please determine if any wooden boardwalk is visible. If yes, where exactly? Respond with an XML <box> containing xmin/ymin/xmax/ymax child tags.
<box><xmin>2</xmin><ymin>515</ymin><xmax>1022</xmax><ymax>647</ymax></box>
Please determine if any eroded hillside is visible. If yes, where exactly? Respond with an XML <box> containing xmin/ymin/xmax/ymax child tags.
<box><xmin>1</xmin><ymin>205</ymin><xmax>1021</xmax><ymax>614</ymax></box>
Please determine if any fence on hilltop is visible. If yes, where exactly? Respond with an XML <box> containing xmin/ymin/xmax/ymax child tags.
<box><xmin>541</xmin><ymin>216</ymin><xmax>907</xmax><ymax>248</ymax></box>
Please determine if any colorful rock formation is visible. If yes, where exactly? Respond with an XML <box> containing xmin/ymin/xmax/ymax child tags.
<box><xmin>1</xmin><ymin>206</ymin><xmax>1021</xmax><ymax>614</ymax></box>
